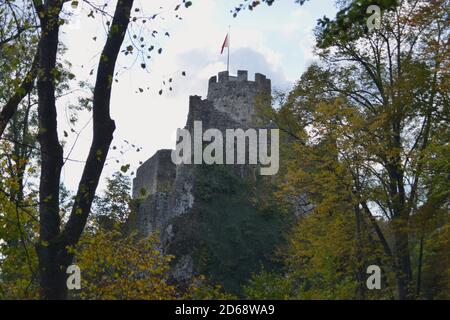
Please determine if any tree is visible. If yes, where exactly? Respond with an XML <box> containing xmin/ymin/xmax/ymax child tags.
<box><xmin>244</xmin><ymin>269</ymin><xmax>294</xmax><ymax>300</ymax></box>
<box><xmin>0</xmin><ymin>1</ymin><xmax>82</xmax><ymax>300</ymax></box>
<box><xmin>71</xmin><ymin>171</ymin><xmax>233</xmax><ymax>300</ymax></box>
<box><xmin>73</xmin><ymin>228</ymin><xmax>235</xmax><ymax>299</ymax></box>
<box><xmin>92</xmin><ymin>172</ymin><xmax>132</xmax><ymax>229</ymax></box>
<box><xmin>0</xmin><ymin>0</ymin><xmax>199</xmax><ymax>300</ymax></box>
<box><xmin>73</xmin><ymin>229</ymin><xmax>177</xmax><ymax>300</ymax></box>
<box><xmin>0</xmin><ymin>145</ymin><xmax>39</xmax><ymax>299</ymax></box>
<box><xmin>0</xmin><ymin>0</ymin><xmax>40</xmax><ymax>138</ymax></box>
<box><xmin>31</xmin><ymin>0</ymin><xmax>135</xmax><ymax>299</ymax></box>
<box><xmin>28</xmin><ymin>0</ymin><xmax>191</xmax><ymax>299</ymax></box>
<box><xmin>258</xmin><ymin>0</ymin><xmax>449</xmax><ymax>299</ymax></box>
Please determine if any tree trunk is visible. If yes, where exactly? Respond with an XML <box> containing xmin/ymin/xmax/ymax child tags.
<box><xmin>34</xmin><ymin>0</ymin><xmax>135</xmax><ymax>299</ymax></box>
<box><xmin>354</xmin><ymin>204</ymin><xmax>366</xmax><ymax>299</ymax></box>
<box><xmin>34</xmin><ymin>0</ymin><xmax>65</xmax><ymax>300</ymax></box>
<box><xmin>62</xmin><ymin>0</ymin><xmax>134</xmax><ymax>247</ymax></box>
<box><xmin>392</xmin><ymin>214</ymin><xmax>412</xmax><ymax>299</ymax></box>
<box><xmin>416</xmin><ymin>235</ymin><xmax>424</xmax><ymax>297</ymax></box>
<box><xmin>36</xmin><ymin>243</ymin><xmax>68</xmax><ymax>299</ymax></box>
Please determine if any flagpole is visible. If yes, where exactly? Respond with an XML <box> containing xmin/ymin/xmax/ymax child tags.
<box><xmin>227</xmin><ymin>25</ymin><xmax>230</xmax><ymax>73</ymax></box>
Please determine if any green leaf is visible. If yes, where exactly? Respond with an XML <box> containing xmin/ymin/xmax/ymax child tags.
<box><xmin>120</xmin><ymin>164</ymin><xmax>130</xmax><ymax>173</ymax></box>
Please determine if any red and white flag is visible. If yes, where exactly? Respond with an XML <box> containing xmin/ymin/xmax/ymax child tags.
<box><xmin>221</xmin><ymin>33</ymin><xmax>229</xmax><ymax>54</ymax></box>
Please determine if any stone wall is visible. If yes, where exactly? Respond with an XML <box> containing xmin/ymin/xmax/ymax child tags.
<box><xmin>132</xmin><ymin>149</ymin><xmax>176</xmax><ymax>199</ymax></box>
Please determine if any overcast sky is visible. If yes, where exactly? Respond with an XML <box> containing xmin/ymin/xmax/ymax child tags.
<box><xmin>57</xmin><ymin>0</ymin><xmax>337</xmax><ymax>192</ymax></box>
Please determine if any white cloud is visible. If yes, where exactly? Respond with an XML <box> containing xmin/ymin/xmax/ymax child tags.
<box><xmin>55</xmin><ymin>0</ymin><xmax>334</xmax><ymax>191</ymax></box>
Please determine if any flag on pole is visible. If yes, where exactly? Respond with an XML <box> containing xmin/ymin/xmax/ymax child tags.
<box><xmin>221</xmin><ymin>33</ymin><xmax>229</xmax><ymax>54</ymax></box>
<box><xmin>221</xmin><ymin>28</ymin><xmax>231</xmax><ymax>72</ymax></box>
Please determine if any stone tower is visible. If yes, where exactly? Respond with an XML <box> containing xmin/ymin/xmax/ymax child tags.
<box><xmin>207</xmin><ymin>70</ymin><xmax>271</xmax><ymax>125</ymax></box>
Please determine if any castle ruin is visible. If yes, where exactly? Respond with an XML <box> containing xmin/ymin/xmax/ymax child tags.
<box><xmin>132</xmin><ymin>71</ymin><xmax>310</xmax><ymax>293</ymax></box>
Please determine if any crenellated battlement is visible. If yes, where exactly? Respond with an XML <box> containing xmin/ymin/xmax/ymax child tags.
<box><xmin>208</xmin><ymin>70</ymin><xmax>271</xmax><ymax>87</ymax></box>
<box><xmin>206</xmin><ymin>70</ymin><xmax>271</xmax><ymax>125</ymax></box>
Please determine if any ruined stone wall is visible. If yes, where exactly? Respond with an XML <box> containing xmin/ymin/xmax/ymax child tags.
<box><xmin>132</xmin><ymin>149</ymin><xmax>176</xmax><ymax>199</ymax></box>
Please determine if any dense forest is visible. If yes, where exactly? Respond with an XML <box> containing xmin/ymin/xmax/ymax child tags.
<box><xmin>0</xmin><ymin>0</ymin><xmax>448</xmax><ymax>300</ymax></box>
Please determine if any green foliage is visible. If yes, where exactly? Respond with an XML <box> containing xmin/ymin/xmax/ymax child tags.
<box><xmin>285</xmin><ymin>210</ymin><xmax>392</xmax><ymax>299</ymax></box>
<box><xmin>316</xmin><ymin>0</ymin><xmax>398</xmax><ymax>48</ymax></box>
<box><xmin>186</xmin><ymin>275</ymin><xmax>237</xmax><ymax>300</ymax></box>
<box><xmin>168</xmin><ymin>165</ymin><xmax>289</xmax><ymax>296</ymax></box>
<box><xmin>250</xmin><ymin>0</ymin><xmax>449</xmax><ymax>299</ymax></box>
<box><xmin>195</xmin><ymin>165</ymin><xmax>242</xmax><ymax>201</ymax></box>
<box><xmin>421</xmin><ymin>223</ymin><xmax>450</xmax><ymax>299</ymax></box>
<box><xmin>93</xmin><ymin>172</ymin><xmax>133</xmax><ymax>228</ymax></box>
<box><xmin>0</xmin><ymin>144</ymin><xmax>39</xmax><ymax>299</ymax></box>
<box><xmin>244</xmin><ymin>269</ymin><xmax>294</xmax><ymax>300</ymax></box>
<box><xmin>73</xmin><ymin>229</ymin><xmax>177</xmax><ymax>300</ymax></box>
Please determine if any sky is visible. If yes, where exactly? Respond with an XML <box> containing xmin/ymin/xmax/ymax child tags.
<box><xmin>57</xmin><ymin>0</ymin><xmax>337</xmax><ymax>192</ymax></box>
